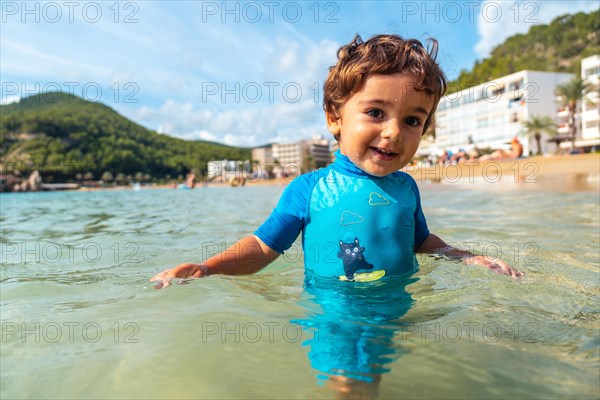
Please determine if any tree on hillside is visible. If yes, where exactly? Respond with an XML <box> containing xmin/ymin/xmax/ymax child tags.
<box><xmin>101</xmin><ymin>171</ymin><xmax>114</xmax><ymax>183</ymax></box>
<box><xmin>521</xmin><ymin>116</ymin><xmax>557</xmax><ymax>155</ymax></box>
<box><xmin>555</xmin><ymin>77</ymin><xmax>592</xmax><ymax>150</ymax></box>
<box><xmin>0</xmin><ymin>92</ymin><xmax>251</xmax><ymax>181</ymax></box>
<box><xmin>447</xmin><ymin>9</ymin><xmax>599</xmax><ymax>94</ymax></box>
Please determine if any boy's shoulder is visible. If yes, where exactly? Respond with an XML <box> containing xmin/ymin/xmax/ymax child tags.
<box><xmin>275</xmin><ymin>167</ymin><xmax>332</xmax><ymax>213</ymax></box>
<box><xmin>391</xmin><ymin>170</ymin><xmax>418</xmax><ymax>183</ymax></box>
<box><xmin>290</xmin><ymin>164</ymin><xmax>333</xmax><ymax>184</ymax></box>
<box><xmin>286</xmin><ymin>166</ymin><xmax>332</xmax><ymax>190</ymax></box>
<box><xmin>391</xmin><ymin>170</ymin><xmax>421</xmax><ymax>193</ymax></box>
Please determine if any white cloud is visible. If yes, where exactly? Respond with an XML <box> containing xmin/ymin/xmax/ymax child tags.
<box><xmin>123</xmin><ymin>96</ymin><xmax>327</xmax><ymax>147</ymax></box>
<box><xmin>119</xmin><ymin>34</ymin><xmax>337</xmax><ymax>147</ymax></box>
<box><xmin>475</xmin><ymin>1</ymin><xmax>598</xmax><ymax>58</ymax></box>
<box><xmin>0</xmin><ymin>38</ymin><xmax>111</xmax><ymax>81</ymax></box>
<box><xmin>264</xmin><ymin>37</ymin><xmax>338</xmax><ymax>89</ymax></box>
<box><xmin>0</xmin><ymin>95</ymin><xmax>20</xmax><ymax>105</ymax></box>
<box><xmin>179</xmin><ymin>129</ymin><xmax>219</xmax><ymax>142</ymax></box>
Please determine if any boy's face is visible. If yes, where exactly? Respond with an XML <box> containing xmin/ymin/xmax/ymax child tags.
<box><xmin>327</xmin><ymin>74</ymin><xmax>434</xmax><ymax>177</ymax></box>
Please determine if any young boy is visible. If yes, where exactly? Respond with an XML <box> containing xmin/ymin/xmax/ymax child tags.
<box><xmin>151</xmin><ymin>34</ymin><xmax>523</xmax><ymax>289</ymax></box>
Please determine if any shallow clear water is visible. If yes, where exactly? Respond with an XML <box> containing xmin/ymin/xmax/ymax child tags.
<box><xmin>1</xmin><ymin>181</ymin><xmax>598</xmax><ymax>399</ymax></box>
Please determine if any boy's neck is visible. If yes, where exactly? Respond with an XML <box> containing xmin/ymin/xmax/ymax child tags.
<box><xmin>334</xmin><ymin>151</ymin><xmax>390</xmax><ymax>179</ymax></box>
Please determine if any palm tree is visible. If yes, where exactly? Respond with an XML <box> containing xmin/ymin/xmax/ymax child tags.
<box><xmin>555</xmin><ymin>78</ymin><xmax>591</xmax><ymax>151</ymax></box>
<box><xmin>521</xmin><ymin>116</ymin><xmax>557</xmax><ymax>155</ymax></box>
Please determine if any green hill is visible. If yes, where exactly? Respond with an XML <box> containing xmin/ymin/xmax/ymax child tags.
<box><xmin>449</xmin><ymin>9</ymin><xmax>599</xmax><ymax>93</ymax></box>
<box><xmin>0</xmin><ymin>92</ymin><xmax>251</xmax><ymax>181</ymax></box>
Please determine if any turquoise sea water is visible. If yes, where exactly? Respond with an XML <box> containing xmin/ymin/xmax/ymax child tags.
<box><xmin>1</xmin><ymin>180</ymin><xmax>599</xmax><ymax>399</ymax></box>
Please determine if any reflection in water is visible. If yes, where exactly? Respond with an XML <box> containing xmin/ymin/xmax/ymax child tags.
<box><xmin>295</xmin><ymin>274</ymin><xmax>416</xmax><ymax>399</ymax></box>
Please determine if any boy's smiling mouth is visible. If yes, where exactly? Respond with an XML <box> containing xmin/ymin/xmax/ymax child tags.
<box><xmin>370</xmin><ymin>147</ymin><xmax>397</xmax><ymax>160</ymax></box>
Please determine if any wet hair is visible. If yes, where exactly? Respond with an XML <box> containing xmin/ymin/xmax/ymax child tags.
<box><xmin>323</xmin><ymin>34</ymin><xmax>447</xmax><ymax>138</ymax></box>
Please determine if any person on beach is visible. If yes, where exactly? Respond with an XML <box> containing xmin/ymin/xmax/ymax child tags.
<box><xmin>478</xmin><ymin>137</ymin><xmax>524</xmax><ymax>161</ymax></box>
<box><xmin>184</xmin><ymin>173</ymin><xmax>196</xmax><ymax>189</ymax></box>
<box><xmin>151</xmin><ymin>34</ymin><xmax>523</xmax><ymax>289</ymax></box>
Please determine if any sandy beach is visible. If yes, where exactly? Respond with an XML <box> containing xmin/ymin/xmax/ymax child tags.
<box><xmin>68</xmin><ymin>153</ymin><xmax>600</xmax><ymax>193</ymax></box>
<box><xmin>401</xmin><ymin>153</ymin><xmax>599</xmax><ymax>192</ymax></box>
<box><xmin>404</xmin><ymin>153</ymin><xmax>599</xmax><ymax>180</ymax></box>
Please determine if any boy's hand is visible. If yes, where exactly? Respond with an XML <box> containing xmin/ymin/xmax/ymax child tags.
<box><xmin>150</xmin><ymin>263</ymin><xmax>208</xmax><ymax>289</ymax></box>
<box><xmin>464</xmin><ymin>255</ymin><xmax>524</xmax><ymax>279</ymax></box>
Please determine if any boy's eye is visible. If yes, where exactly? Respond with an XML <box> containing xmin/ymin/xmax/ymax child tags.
<box><xmin>367</xmin><ymin>109</ymin><xmax>383</xmax><ymax>118</ymax></box>
<box><xmin>405</xmin><ymin>117</ymin><xmax>422</xmax><ymax>127</ymax></box>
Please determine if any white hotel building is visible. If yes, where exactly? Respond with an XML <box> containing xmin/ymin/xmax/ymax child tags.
<box><xmin>269</xmin><ymin>137</ymin><xmax>331</xmax><ymax>175</ymax></box>
<box><xmin>429</xmin><ymin>70</ymin><xmax>573</xmax><ymax>156</ymax></box>
<box><xmin>560</xmin><ymin>54</ymin><xmax>600</xmax><ymax>150</ymax></box>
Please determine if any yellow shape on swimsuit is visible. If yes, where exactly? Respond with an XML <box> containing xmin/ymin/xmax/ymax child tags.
<box><xmin>339</xmin><ymin>270</ymin><xmax>386</xmax><ymax>282</ymax></box>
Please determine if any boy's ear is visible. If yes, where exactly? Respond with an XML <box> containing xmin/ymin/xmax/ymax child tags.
<box><xmin>326</xmin><ymin>111</ymin><xmax>341</xmax><ymax>135</ymax></box>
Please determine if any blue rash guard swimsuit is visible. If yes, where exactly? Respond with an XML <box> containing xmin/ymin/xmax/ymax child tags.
<box><xmin>255</xmin><ymin>151</ymin><xmax>430</xmax><ymax>281</ymax></box>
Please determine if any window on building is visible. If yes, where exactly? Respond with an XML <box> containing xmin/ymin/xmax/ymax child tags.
<box><xmin>584</xmin><ymin>66</ymin><xmax>600</xmax><ymax>79</ymax></box>
<box><xmin>491</xmin><ymin>85</ymin><xmax>505</xmax><ymax>97</ymax></box>
<box><xmin>509</xmin><ymin>79</ymin><xmax>524</xmax><ymax>91</ymax></box>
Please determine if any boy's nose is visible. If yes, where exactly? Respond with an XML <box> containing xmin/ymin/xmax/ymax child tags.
<box><xmin>381</xmin><ymin>121</ymin><xmax>402</xmax><ymax>142</ymax></box>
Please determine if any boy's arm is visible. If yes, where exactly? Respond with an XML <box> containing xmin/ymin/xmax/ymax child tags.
<box><xmin>150</xmin><ymin>235</ymin><xmax>280</xmax><ymax>289</ymax></box>
<box><xmin>415</xmin><ymin>233</ymin><xmax>524</xmax><ymax>279</ymax></box>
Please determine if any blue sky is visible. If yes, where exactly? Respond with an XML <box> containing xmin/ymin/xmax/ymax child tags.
<box><xmin>1</xmin><ymin>0</ymin><xmax>598</xmax><ymax>147</ymax></box>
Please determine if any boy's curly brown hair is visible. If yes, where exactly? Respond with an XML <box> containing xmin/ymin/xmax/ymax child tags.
<box><xmin>323</xmin><ymin>34</ymin><xmax>447</xmax><ymax>137</ymax></box>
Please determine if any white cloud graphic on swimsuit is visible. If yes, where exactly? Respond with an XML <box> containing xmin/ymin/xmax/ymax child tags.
<box><xmin>340</xmin><ymin>211</ymin><xmax>364</xmax><ymax>226</ymax></box>
<box><xmin>368</xmin><ymin>192</ymin><xmax>390</xmax><ymax>206</ymax></box>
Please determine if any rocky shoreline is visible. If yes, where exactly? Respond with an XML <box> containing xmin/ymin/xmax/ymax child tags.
<box><xmin>0</xmin><ymin>170</ymin><xmax>43</xmax><ymax>192</ymax></box>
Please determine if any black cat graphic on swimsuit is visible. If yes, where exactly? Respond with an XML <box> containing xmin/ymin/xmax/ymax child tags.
<box><xmin>337</xmin><ymin>238</ymin><xmax>374</xmax><ymax>279</ymax></box>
